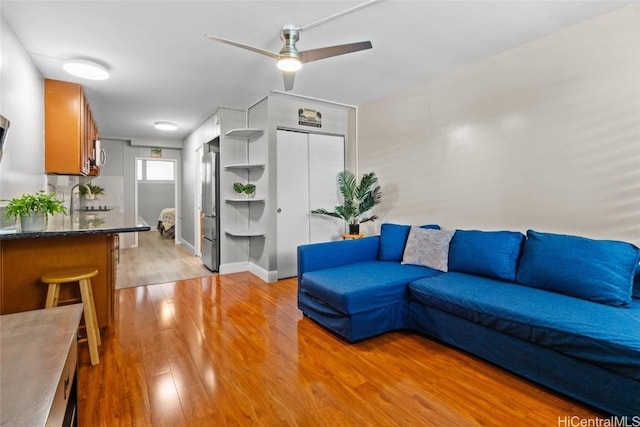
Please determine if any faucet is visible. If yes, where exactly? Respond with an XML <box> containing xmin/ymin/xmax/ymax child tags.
<box><xmin>70</xmin><ymin>183</ymin><xmax>92</xmax><ymax>214</ymax></box>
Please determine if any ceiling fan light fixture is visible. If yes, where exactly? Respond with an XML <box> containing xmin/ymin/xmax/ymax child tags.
<box><xmin>277</xmin><ymin>26</ymin><xmax>302</xmax><ymax>72</ymax></box>
<box><xmin>277</xmin><ymin>56</ymin><xmax>302</xmax><ymax>72</ymax></box>
<box><xmin>63</xmin><ymin>59</ymin><xmax>110</xmax><ymax>80</ymax></box>
<box><xmin>154</xmin><ymin>121</ymin><xmax>178</xmax><ymax>131</ymax></box>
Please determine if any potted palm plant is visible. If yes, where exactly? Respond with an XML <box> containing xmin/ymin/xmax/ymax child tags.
<box><xmin>3</xmin><ymin>191</ymin><xmax>67</xmax><ymax>231</ymax></box>
<box><xmin>311</xmin><ymin>170</ymin><xmax>382</xmax><ymax>235</ymax></box>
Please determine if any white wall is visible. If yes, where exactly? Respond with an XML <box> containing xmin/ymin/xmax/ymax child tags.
<box><xmin>247</xmin><ymin>92</ymin><xmax>357</xmax><ymax>278</ymax></box>
<box><xmin>358</xmin><ymin>4</ymin><xmax>640</xmax><ymax>246</ymax></box>
<box><xmin>181</xmin><ymin>111</ymin><xmax>220</xmax><ymax>251</ymax></box>
<box><xmin>0</xmin><ymin>17</ymin><xmax>46</xmax><ymax>201</ymax></box>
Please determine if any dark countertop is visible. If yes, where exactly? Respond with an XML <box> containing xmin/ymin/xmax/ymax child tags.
<box><xmin>0</xmin><ymin>211</ymin><xmax>150</xmax><ymax>240</ymax></box>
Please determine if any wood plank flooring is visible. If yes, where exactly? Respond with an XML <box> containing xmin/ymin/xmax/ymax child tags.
<box><xmin>117</xmin><ymin>230</ymin><xmax>211</xmax><ymax>289</ymax></box>
<box><xmin>78</xmin><ymin>272</ymin><xmax>602</xmax><ymax>426</ymax></box>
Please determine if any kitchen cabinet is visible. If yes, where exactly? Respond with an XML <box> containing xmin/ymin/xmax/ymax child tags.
<box><xmin>0</xmin><ymin>234</ymin><xmax>116</xmax><ymax>329</ymax></box>
<box><xmin>45</xmin><ymin>79</ymin><xmax>100</xmax><ymax>176</ymax></box>
<box><xmin>0</xmin><ymin>212</ymin><xmax>148</xmax><ymax>329</ymax></box>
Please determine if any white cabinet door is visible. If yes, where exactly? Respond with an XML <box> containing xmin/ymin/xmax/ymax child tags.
<box><xmin>309</xmin><ymin>134</ymin><xmax>345</xmax><ymax>243</ymax></box>
<box><xmin>277</xmin><ymin>130</ymin><xmax>310</xmax><ymax>279</ymax></box>
<box><xmin>276</xmin><ymin>130</ymin><xmax>345</xmax><ymax>279</ymax></box>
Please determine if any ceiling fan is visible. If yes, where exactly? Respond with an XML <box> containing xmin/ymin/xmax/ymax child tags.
<box><xmin>205</xmin><ymin>0</ymin><xmax>380</xmax><ymax>91</ymax></box>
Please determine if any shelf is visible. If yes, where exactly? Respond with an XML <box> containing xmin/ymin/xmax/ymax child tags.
<box><xmin>225</xmin><ymin>230</ymin><xmax>266</xmax><ymax>237</ymax></box>
<box><xmin>224</xmin><ymin>197</ymin><xmax>266</xmax><ymax>203</ymax></box>
<box><xmin>225</xmin><ymin>128</ymin><xmax>263</xmax><ymax>140</ymax></box>
<box><xmin>224</xmin><ymin>163</ymin><xmax>265</xmax><ymax>170</ymax></box>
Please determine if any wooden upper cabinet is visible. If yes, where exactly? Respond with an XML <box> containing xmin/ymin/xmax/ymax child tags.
<box><xmin>44</xmin><ymin>79</ymin><xmax>99</xmax><ymax>175</ymax></box>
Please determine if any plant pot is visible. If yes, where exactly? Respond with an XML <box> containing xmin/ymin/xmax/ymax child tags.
<box><xmin>20</xmin><ymin>212</ymin><xmax>47</xmax><ymax>232</ymax></box>
<box><xmin>348</xmin><ymin>224</ymin><xmax>360</xmax><ymax>235</ymax></box>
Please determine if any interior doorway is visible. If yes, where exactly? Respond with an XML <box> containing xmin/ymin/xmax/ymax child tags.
<box><xmin>134</xmin><ymin>157</ymin><xmax>178</xmax><ymax>247</ymax></box>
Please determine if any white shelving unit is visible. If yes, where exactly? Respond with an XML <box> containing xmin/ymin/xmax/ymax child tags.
<box><xmin>225</xmin><ymin>229</ymin><xmax>266</xmax><ymax>237</ymax></box>
<box><xmin>223</xmin><ymin>128</ymin><xmax>265</xmax><ymax>239</ymax></box>
<box><xmin>225</xmin><ymin>128</ymin><xmax>263</xmax><ymax>140</ymax></box>
<box><xmin>224</xmin><ymin>197</ymin><xmax>266</xmax><ymax>203</ymax></box>
<box><xmin>224</xmin><ymin>163</ymin><xmax>265</xmax><ymax>170</ymax></box>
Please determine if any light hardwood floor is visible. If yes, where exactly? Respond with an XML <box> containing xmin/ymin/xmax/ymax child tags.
<box><xmin>117</xmin><ymin>230</ymin><xmax>212</xmax><ymax>289</ymax></box>
<box><xmin>78</xmin><ymin>273</ymin><xmax>601</xmax><ymax>426</ymax></box>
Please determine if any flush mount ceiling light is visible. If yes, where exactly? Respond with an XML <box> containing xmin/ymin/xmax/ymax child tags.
<box><xmin>63</xmin><ymin>59</ymin><xmax>110</xmax><ymax>80</ymax></box>
<box><xmin>154</xmin><ymin>121</ymin><xmax>178</xmax><ymax>131</ymax></box>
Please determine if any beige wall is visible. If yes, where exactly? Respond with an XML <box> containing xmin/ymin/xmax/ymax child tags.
<box><xmin>358</xmin><ymin>4</ymin><xmax>640</xmax><ymax>246</ymax></box>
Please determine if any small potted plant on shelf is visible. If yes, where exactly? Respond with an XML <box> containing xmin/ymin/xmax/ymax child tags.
<box><xmin>311</xmin><ymin>170</ymin><xmax>382</xmax><ymax>235</ymax></box>
<box><xmin>233</xmin><ymin>182</ymin><xmax>256</xmax><ymax>198</ymax></box>
<box><xmin>79</xmin><ymin>183</ymin><xmax>105</xmax><ymax>199</ymax></box>
<box><xmin>3</xmin><ymin>191</ymin><xmax>67</xmax><ymax>232</ymax></box>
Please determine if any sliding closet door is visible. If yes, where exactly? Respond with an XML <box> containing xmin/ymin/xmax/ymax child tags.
<box><xmin>277</xmin><ymin>130</ymin><xmax>310</xmax><ymax>279</ymax></box>
<box><xmin>276</xmin><ymin>130</ymin><xmax>345</xmax><ymax>279</ymax></box>
<box><xmin>308</xmin><ymin>133</ymin><xmax>345</xmax><ymax>242</ymax></box>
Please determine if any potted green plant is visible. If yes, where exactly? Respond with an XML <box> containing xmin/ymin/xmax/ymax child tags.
<box><xmin>311</xmin><ymin>170</ymin><xmax>382</xmax><ymax>235</ymax></box>
<box><xmin>79</xmin><ymin>183</ymin><xmax>105</xmax><ymax>199</ymax></box>
<box><xmin>3</xmin><ymin>191</ymin><xmax>67</xmax><ymax>231</ymax></box>
<box><xmin>233</xmin><ymin>182</ymin><xmax>256</xmax><ymax>198</ymax></box>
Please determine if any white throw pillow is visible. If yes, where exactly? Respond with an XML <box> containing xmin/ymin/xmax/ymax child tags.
<box><xmin>402</xmin><ymin>227</ymin><xmax>455</xmax><ymax>272</ymax></box>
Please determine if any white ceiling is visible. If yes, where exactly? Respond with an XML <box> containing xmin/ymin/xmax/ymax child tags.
<box><xmin>1</xmin><ymin>0</ymin><xmax>632</xmax><ymax>141</ymax></box>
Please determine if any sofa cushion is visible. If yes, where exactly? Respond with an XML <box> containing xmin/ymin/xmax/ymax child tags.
<box><xmin>449</xmin><ymin>230</ymin><xmax>525</xmax><ymax>282</ymax></box>
<box><xmin>409</xmin><ymin>272</ymin><xmax>640</xmax><ymax>380</ymax></box>
<box><xmin>378</xmin><ymin>223</ymin><xmax>440</xmax><ymax>262</ymax></box>
<box><xmin>516</xmin><ymin>230</ymin><xmax>640</xmax><ymax>307</ymax></box>
<box><xmin>300</xmin><ymin>260</ymin><xmax>441</xmax><ymax>314</ymax></box>
<box><xmin>402</xmin><ymin>227</ymin><xmax>455</xmax><ymax>272</ymax></box>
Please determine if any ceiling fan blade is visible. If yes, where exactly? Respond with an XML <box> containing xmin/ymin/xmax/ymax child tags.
<box><xmin>300</xmin><ymin>41</ymin><xmax>372</xmax><ymax>63</ymax></box>
<box><xmin>298</xmin><ymin>0</ymin><xmax>382</xmax><ymax>32</ymax></box>
<box><xmin>205</xmin><ymin>34</ymin><xmax>279</xmax><ymax>59</ymax></box>
<box><xmin>282</xmin><ymin>71</ymin><xmax>296</xmax><ymax>91</ymax></box>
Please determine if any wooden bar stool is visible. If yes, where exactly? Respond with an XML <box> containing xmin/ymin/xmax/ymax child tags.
<box><xmin>41</xmin><ymin>267</ymin><xmax>101</xmax><ymax>366</ymax></box>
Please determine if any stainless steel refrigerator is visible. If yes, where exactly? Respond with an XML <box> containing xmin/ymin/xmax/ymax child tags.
<box><xmin>201</xmin><ymin>141</ymin><xmax>220</xmax><ymax>271</ymax></box>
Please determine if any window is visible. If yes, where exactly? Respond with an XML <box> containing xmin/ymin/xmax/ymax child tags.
<box><xmin>137</xmin><ymin>159</ymin><xmax>175</xmax><ymax>182</ymax></box>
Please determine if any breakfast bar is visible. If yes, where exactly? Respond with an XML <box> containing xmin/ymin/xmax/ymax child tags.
<box><xmin>0</xmin><ymin>212</ymin><xmax>150</xmax><ymax>329</ymax></box>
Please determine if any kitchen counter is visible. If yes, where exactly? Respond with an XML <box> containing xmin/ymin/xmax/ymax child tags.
<box><xmin>0</xmin><ymin>211</ymin><xmax>150</xmax><ymax>240</ymax></box>
<box><xmin>1</xmin><ymin>304</ymin><xmax>83</xmax><ymax>427</ymax></box>
<box><xmin>0</xmin><ymin>212</ymin><xmax>148</xmax><ymax>328</ymax></box>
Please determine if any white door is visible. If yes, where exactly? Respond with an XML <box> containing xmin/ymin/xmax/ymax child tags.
<box><xmin>277</xmin><ymin>130</ymin><xmax>310</xmax><ymax>279</ymax></box>
<box><xmin>308</xmin><ymin>133</ymin><xmax>345</xmax><ymax>242</ymax></box>
<box><xmin>276</xmin><ymin>130</ymin><xmax>345</xmax><ymax>279</ymax></box>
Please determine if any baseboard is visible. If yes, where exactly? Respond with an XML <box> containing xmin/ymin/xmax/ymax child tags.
<box><xmin>219</xmin><ymin>262</ymin><xmax>249</xmax><ymax>275</ymax></box>
<box><xmin>219</xmin><ymin>262</ymin><xmax>278</xmax><ymax>283</ymax></box>
<box><xmin>178</xmin><ymin>237</ymin><xmax>195</xmax><ymax>254</ymax></box>
<box><xmin>248</xmin><ymin>263</ymin><xmax>278</xmax><ymax>283</ymax></box>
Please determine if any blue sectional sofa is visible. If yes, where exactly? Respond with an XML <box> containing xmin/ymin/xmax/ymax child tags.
<box><xmin>297</xmin><ymin>224</ymin><xmax>640</xmax><ymax>416</ymax></box>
